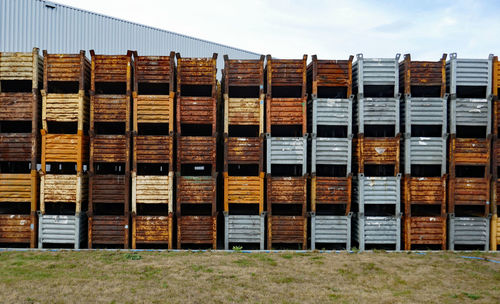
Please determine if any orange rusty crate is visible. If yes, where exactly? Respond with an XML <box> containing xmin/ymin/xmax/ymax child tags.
<box><xmin>449</xmin><ymin>136</ymin><xmax>491</xmax><ymax>167</ymax></box>
<box><xmin>43</xmin><ymin>51</ymin><xmax>90</xmax><ymax>85</ymax></box>
<box><xmin>354</xmin><ymin>135</ymin><xmax>400</xmax><ymax>174</ymax></box>
<box><xmin>266</xmin><ymin>176</ymin><xmax>307</xmax><ymax>207</ymax></box>
<box><xmin>448</xmin><ymin>176</ymin><xmax>490</xmax><ymax>216</ymax></box>
<box><xmin>133</xmin><ymin>134</ymin><xmax>173</xmax><ymax>166</ymax></box>
<box><xmin>88</xmin><ymin>215</ymin><xmax>129</xmax><ymax>248</ymax></box>
<box><xmin>177</xmin><ymin>96</ymin><xmax>217</xmax><ymax>129</ymax></box>
<box><xmin>132</xmin><ymin>214</ymin><xmax>172</xmax><ymax>248</ymax></box>
<box><xmin>0</xmin><ymin>92</ymin><xmax>39</xmax><ymax>122</ymax></box>
<box><xmin>493</xmin><ymin>55</ymin><xmax>499</xmax><ymax>99</ymax></box>
<box><xmin>307</xmin><ymin>55</ymin><xmax>354</xmax><ymax>96</ymax></box>
<box><xmin>91</xmin><ymin>95</ymin><xmax>130</xmax><ymax>123</ymax></box>
<box><xmin>267</xmin><ymin>215</ymin><xmax>307</xmax><ymax>249</ymax></box>
<box><xmin>177</xmin><ymin>136</ymin><xmax>217</xmax><ymax>168</ymax></box>
<box><xmin>176</xmin><ymin>175</ymin><xmax>217</xmax><ymax>210</ymax></box>
<box><xmin>89</xmin><ymin>174</ymin><xmax>127</xmax><ymax>205</ymax></box>
<box><xmin>490</xmin><ymin>177</ymin><xmax>499</xmax><ymax>250</ymax></box>
<box><xmin>134</xmin><ymin>52</ymin><xmax>174</xmax><ymax>86</ymax></box>
<box><xmin>0</xmin><ymin>213</ymin><xmax>37</xmax><ymax>247</ymax></box>
<box><xmin>90</xmin><ymin>51</ymin><xmax>133</xmax><ymax>85</ymax></box>
<box><xmin>0</xmin><ymin>133</ymin><xmax>36</xmax><ymax>163</ymax></box>
<box><xmin>223</xmin><ymin>55</ymin><xmax>265</xmax><ymax>88</ymax></box>
<box><xmin>266</xmin><ymin>55</ymin><xmax>308</xmax><ymax>88</ymax></box>
<box><xmin>40</xmin><ymin>172</ymin><xmax>88</xmax><ymax>214</ymax></box>
<box><xmin>0</xmin><ymin>48</ymin><xmax>43</xmax><ymax>85</ymax></box>
<box><xmin>399</xmin><ymin>54</ymin><xmax>447</xmax><ymax>96</ymax></box>
<box><xmin>224</xmin><ymin>135</ymin><xmax>263</xmax><ymax>168</ymax></box>
<box><xmin>90</xmin><ymin>134</ymin><xmax>129</xmax><ymax>163</ymax></box>
<box><xmin>224</xmin><ymin>173</ymin><xmax>264</xmax><ymax>213</ymax></box>
<box><xmin>404</xmin><ymin>216</ymin><xmax>446</xmax><ymax>249</ymax></box>
<box><xmin>41</xmin><ymin>130</ymin><xmax>89</xmax><ymax>172</ymax></box>
<box><xmin>311</xmin><ymin>176</ymin><xmax>352</xmax><ymax>212</ymax></box>
<box><xmin>176</xmin><ymin>53</ymin><xmax>217</xmax><ymax>86</ymax></box>
<box><xmin>177</xmin><ymin>215</ymin><xmax>217</xmax><ymax>249</ymax></box>
<box><xmin>131</xmin><ymin>173</ymin><xmax>174</xmax><ymax>210</ymax></box>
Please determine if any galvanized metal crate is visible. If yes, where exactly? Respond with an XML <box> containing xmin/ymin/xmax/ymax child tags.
<box><xmin>38</xmin><ymin>212</ymin><xmax>87</xmax><ymax>248</ymax></box>
<box><xmin>353</xmin><ymin>174</ymin><xmax>402</xmax><ymax>213</ymax></box>
<box><xmin>266</xmin><ymin>135</ymin><xmax>307</xmax><ymax>174</ymax></box>
<box><xmin>448</xmin><ymin>214</ymin><xmax>490</xmax><ymax>250</ymax></box>
<box><xmin>449</xmin><ymin>96</ymin><xmax>492</xmax><ymax>134</ymax></box>
<box><xmin>355</xmin><ymin>97</ymin><xmax>400</xmax><ymax>133</ymax></box>
<box><xmin>446</xmin><ymin>53</ymin><xmax>493</xmax><ymax>97</ymax></box>
<box><xmin>224</xmin><ymin>212</ymin><xmax>265</xmax><ymax>250</ymax></box>
<box><xmin>353</xmin><ymin>214</ymin><xmax>401</xmax><ymax>251</ymax></box>
<box><xmin>310</xmin><ymin>212</ymin><xmax>352</xmax><ymax>250</ymax></box>
<box><xmin>353</xmin><ymin>54</ymin><xmax>400</xmax><ymax>97</ymax></box>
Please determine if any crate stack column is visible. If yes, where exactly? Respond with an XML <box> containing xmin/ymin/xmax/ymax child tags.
<box><xmin>447</xmin><ymin>54</ymin><xmax>492</xmax><ymax>251</ymax></box>
<box><xmin>222</xmin><ymin>55</ymin><xmax>265</xmax><ymax>250</ymax></box>
<box><xmin>401</xmin><ymin>54</ymin><xmax>448</xmax><ymax>250</ymax></box>
<box><xmin>307</xmin><ymin>55</ymin><xmax>354</xmax><ymax>250</ymax></box>
<box><xmin>88</xmin><ymin>51</ymin><xmax>132</xmax><ymax>248</ymax></box>
<box><xmin>493</xmin><ymin>55</ymin><xmax>500</xmax><ymax>251</ymax></box>
<box><xmin>0</xmin><ymin>48</ymin><xmax>42</xmax><ymax>248</ymax></box>
<box><xmin>39</xmin><ymin>51</ymin><xmax>90</xmax><ymax>249</ymax></box>
<box><xmin>353</xmin><ymin>54</ymin><xmax>402</xmax><ymax>251</ymax></box>
<box><xmin>176</xmin><ymin>53</ymin><xmax>218</xmax><ymax>249</ymax></box>
<box><xmin>266</xmin><ymin>55</ymin><xmax>308</xmax><ymax>250</ymax></box>
<box><xmin>131</xmin><ymin>52</ymin><xmax>175</xmax><ymax>249</ymax></box>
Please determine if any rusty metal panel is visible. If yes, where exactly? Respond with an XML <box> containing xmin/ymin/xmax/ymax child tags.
<box><xmin>91</xmin><ymin>53</ymin><xmax>132</xmax><ymax>84</ymax></box>
<box><xmin>0</xmin><ymin>173</ymin><xmax>33</xmax><ymax>203</ymax></box>
<box><xmin>0</xmin><ymin>93</ymin><xmax>36</xmax><ymax>121</ymax></box>
<box><xmin>91</xmin><ymin>95</ymin><xmax>129</xmax><ymax>122</ymax></box>
<box><xmin>226</xmin><ymin>98</ymin><xmax>262</xmax><ymax>126</ymax></box>
<box><xmin>177</xmin><ymin>55</ymin><xmax>217</xmax><ymax>86</ymax></box>
<box><xmin>0</xmin><ymin>49</ymin><xmax>43</xmax><ymax>83</ymax></box>
<box><xmin>405</xmin><ymin>176</ymin><xmax>446</xmax><ymax>206</ymax></box>
<box><xmin>176</xmin><ymin>175</ymin><xmax>216</xmax><ymax>205</ymax></box>
<box><xmin>42</xmin><ymin>132</ymin><xmax>89</xmax><ymax>164</ymax></box>
<box><xmin>266</xmin><ymin>135</ymin><xmax>307</xmax><ymax>173</ymax></box>
<box><xmin>89</xmin><ymin>215</ymin><xmax>128</xmax><ymax>246</ymax></box>
<box><xmin>38</xmin><ymin>212</ymin><xmax>86</xmax><ymax>248</ymax></box>
<box><xmin>308</xmin><ymin>57</ymin><xmax>353</xmax><ymax>89</ymax></box>
<box><xmin>449</xmin><ymin>177</ymin><xmax>490</xmax><ymax>208</ymax></box>
<box><xmin>446</xmin><ymin>54</ymin><xmax>493</xmax><ymax>95</ymax></box>
<box><xmin>353</xmin><ymin>214</ymin><xmax>401</xmax><ymax>251</ymax></box>
<box><xmin>311</xmin><ymin>136</ymin><xmax>351</xmax><ymax>168</ymax></box>
<box><xmin>267</xmin><ymin>176</ymin><xmax>307</xmax><ymax>206</ymax></box>
<box><xmin>133</xmin><ymin>214</ymin><xmax>171</xmax><ymax>246</ymax></box>
<box><xmin>266</xmin><ymin>56</ymin><xmax>307</xmax><ymax>88</ymax></box>
<box><xmin>450</xmin><ymin>137</ymin><xmax>490</xmax><ymax>166</ymax></box>
<box><xmin>42</xmin><ymin>93</ymin><xmax>89</xmax><ymax>125</ymax></box>
<box><xmin>134</xmin><ymin>135</ymin><xmax>172</xmax><ymax>164</ymax></box>
<box><xmin>354</xmin><ymin>174</ymin><xmax>401</xmax><ymax>212</ymax></box>
<box><xmin>492</xmin><ymin>214</ymin><xmax>499</xmax><ymax>251</ymax></box>
<box><xmin>449</xmin><ymin>214</ymin><xmax>490</xmax><ymax>250</ymax></box>
<box><xmin>44</xmin><ymin>52</ymin><xmax>90</xmax><ymax>84</ymax></box>
<box><xmin>0</xmin><ymin>133</ymin><xmax>33</xmax><ymax>162</ymax></box>
<box><xmin>134</xmin><ymin>55</ymin><xmax>173</xmax><ymax>84</ymax></box>
<box><xmin>0</xmin><ymin>214</ymin><xmax>35</xmax><ymax>245</ymax></box>
<box><xmin>132</xmin><ymin>173</ymin><xmax>173</xmax><ymax>206</ymax></box>
<box><xmin>267</xmin><ymin>97</ymin><xmax>307</xmax><ymax>126</ymax></box>
<box><xmin>225</xmin><ymin>136</ymin><xmax>262</xmax><ymax>164</ymax></box>
<box><xmin>268</xmin><ymin>215</ymin><xmax>307</xmax><ymax>248</ymax></box>
<box><xmin>90</xmin><ymin>174</ymin><xmax>126</xmax><ymax>204</ymax></box>
<box><xmin>177</xmin><ymin>96</ymin><xmax>217</xmax><ymax>126</ymax></box>
<box><xmin>134</xmin><ymin>94</ymin><xmax>173</xmax><ymax>125</ymax></box>
<box><xmin>225</xmin><ymin>175</ymin><xmax>263</xmax><ymax>205</ymax></box>
<box><xmin>405</xmin><ymin>216</ymin><xmax>446</xmax><ymax>249</ymax></box>
<box><xmin>450</xmin><ymin>97</ymin><xmax>492</xmax><ymax>132</ymax></box>
<box><xmin>356</xmin><ymin>97</ymin><xmax>400</xmax><ymax>132</ymax></box>
<box><xmin>224</xmin><ymin>213</ymin><xmax>265</xmax><ymax>250</ymax></box>
<box><xmin>177</xmin><ymin>136</ymin><xmax>216</xmax><ymax>165</ymax></box>
<box><xmin>310</xmin><ymin>213</ymin><xmax>351</xmax><ymax>250</ymax></box>
<box><xmin>224</xmin><ymin>57</ymin><xmax>264</xmax><ymax>87</ymax></box>
<box><xmin>312</xmin><ymin>176</ymin><xmax>351</xmax><ymax>206</ymax></box>
<box><xmin>91</xmin><ymin>135</ymin><xmax>128</xmax><ymax>163</ymax></box>
<box><xmin>355</xmin><ymin>136</ymin><xmax>400</xmax><ymax>169</ymax></box>
<box><xmin>400</xmin><ymin>55</ymin><xmax>446</xmax><ymax>90</ymax></box>
<box><xmin>177</xmin><ymin>215</ymin><xmax>217</xmax><ymax>248</ymax></box>
<box><xmin>353</xmin><ymin>54</ymin><xmax>400</xmax><ymax>94</ymax></box>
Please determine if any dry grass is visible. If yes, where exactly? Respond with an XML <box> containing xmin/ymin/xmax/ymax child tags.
<box><xmin>0</xmin><ymin>250</ymin><xmax>498</xmax><ymax>303</ymax></box>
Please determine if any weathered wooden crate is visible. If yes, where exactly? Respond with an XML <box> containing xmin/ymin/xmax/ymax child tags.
<box><xmin>0</xmin><ymin>133</ymin><xmax>36</xmax><ymax>163</ymax></box>
<box><xmin>132</xmin><ymin>172</ymin><xmax>174</xmax><ymax>213</ymax></box>
<box><xmin>354</xmin><ymin>135</ymin><xmax>400</xmax><ymax>174</ymax></box>
<box><xmin>133</xmin><ymin>94</ymin><xmax>174</xmax><ymax>131</ymax></box>
<box><xmin>0</xmin><ymin>48</ymin><xmax>43</xmax><ymax>87</ymax></box>
<box><xmin>42</xmin><ymin>92</ymin><xmax>89</xmax><ymax>130</ymax></box>
<box><xmin>0</xmin><ymin>171</ymin><xmax>38</xmax><ymax>206</ymax></box>
<box><xmin>224</xmin><ymin>97</ymin><xmax>263</xmax><ymax>132</ymax></box>
<box><xmin>448</xmin><ymin>176</ymin><xmax>490</xmax><ymax>216</ymax></box>
<box><xmin>224</xmin><ymin>173</ymin><xmax>264</xmax><ymax>213</ymax></box>
<box><xmin>43</xmin><ymin>51</ymin><xmax>90</xmax><ymax>87</ymax></box>
<box><xmin>91</xmin><ymin>94</ymin><xmax>130</xmax><ymax>123</ymax></box>
<box><xmin>89</xmin><ymin>174</ymin><xmax>127</xmax><ymax>205</ymax></box>
<box><xmin>177</xmin><ymin>215</ymin><xmax>217</xmax><ymax>249</ymax></box>
<box><xmin>41</xmin><ymin>130</ymin><xmax>89</xmax><ymax>172</ymax></box>
<box><xmin>132</xmin><ymin>214</ymin><xmax>172</xmax><ymax>248</ymax></box>
<box><xmin>90</xmin><ymin>51</ymin><xmax>132</xmax><ymax>87</ymax></box>
<box><xmin>267</xmin><ymin>215</ymin><xmax>307</xmax><ymax>249</ymax></box>
<box><xmin>40</xmin><ymin>173</ymin><xmax>88</xmax><ymax>213</ymax></box>
<box><xmin>177</xmin><ymin>53</ymin><xmax>217</xmax><ymax>87</ymax></box>
<box><xmin>88</xmin><ymin>214</ymin><xmax>129</xmax><ymax>248</ymax></box>
<box><xmin>38</xmin><ymin>212</ymin><xmax>86</xmax><ymax>249</ymax></box>
<box><xmin>399</xmin><ymin>54</ymin><xmax>447</xmax><ymax>96</ymax></box>
<box><xmin>177</xmin><ymin>136</ymin><xmax>217</xmax><ymax>169</ymax></box>
<box><xmin>0</xmin><ymin>213</ymin><xmax>37</xmax><ymax>247</ymax></box>
<box><xmin>448</xmin><ymin>214</ymin><xmax>490</xmax><ymax>250</ymax></box>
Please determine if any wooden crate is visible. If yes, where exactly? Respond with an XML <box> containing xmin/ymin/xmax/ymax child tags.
<box><xmin>0</xmin><ymin>48</ymin><xmax>43</xmax><ymax>87</ymax></box>
<box><xmin>311</xmin><ymin>175</ymin><xmax>351</xmax><ymax>213</ymax></box>
<box><xmin>399</xmin><ymin>54</ymin><xmax>447</xmax><ymax>96</ymax></box>
<box><xmin>41</xmin><ymin>130</ymin><xmax>89</xmax><ymax>172</ymax></box>
<box><xmin>42</xmin><ymin>92</ymin><xmax>89</xmax><ymax>130</ymax></box>
<box><xmin>89</xmin><ymin>174</ymin><xmax>127</xmax><ymax>205</ymax></box>
<box><xmin>88</xmin><ymin>214</ymin><xmax>129</xmax><ymax>248</ymax></box>
<box><xmin>133</xmin><ymin>94</ymin><xmax>174</xmax><ymax>132</ymax></box>
<box><xmin>40</xmin><ymin>173</ymin><xmax>88</xmax><ymax>213</ymax></box>
<box><xmin>224</xmin><ymin>173</ymin><xmax>264</xmax><ymax>213</ymax></box>
<box><xmin>90</xmin><ymin>51</ymin><xmax>132</xmax><ymax>87</ymax></box>
<box><xmin>307</xmin><ymin>55</ymin><xmax>353</xmax><ymax>96</ymax></box>
<box><xmin>90</xmin><ymin>134</ymin><xmax>129</xmax><ymax>163</ymax></box>
<box><xmin>131</xmin><ymin>172</ymin><xmax>174</xmax><ymax>213</ymax></box>
<box><xmin>354</xmin><ymin>135</ymin><xmax>401</xmax><ymax>175</ymax></box>
<box><xmin>449</xmin><ymin>136</ymin><xmax>491</xmax><ymax>169</ymax></box>
<box><xmin>0</xmin><ymin>133</ymin><xmax>36</xmax><ymax>163</ymax></box>
<box><xmin>0</xmin><ymin>171</ymin><xmax>38</xmax><ymax>206</ymax></box>
<box><xmin>132</xmin><ymin>214</ymin><xmax>172</xmax><ymax>249</ymax></box>
<box><xmin>177</xmin><ymin>215</ymin><xmax>217</xmax><ymax>249</ymax></box>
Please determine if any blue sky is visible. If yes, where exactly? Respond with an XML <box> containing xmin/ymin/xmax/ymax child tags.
<box><xmin>55</xmin><ymin>0</ymin><xmax>498</xmax><ymax>60</ymax></box>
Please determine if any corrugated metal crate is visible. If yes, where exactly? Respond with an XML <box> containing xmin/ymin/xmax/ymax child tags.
<box><xmin>355</xmin><ymin>97</ymin><xmax>400</xmax><ymax>132</ymax></box>
<box><xmin>0</xmin><ymin>213</ymin><xmax>37</xmax><ymax>248</ymax></box>
<box><xmin>399</xmin><ymin>53</ymin><xmax>447</xmax><ymax>96</ymax></box>
<box><xmin>267</xmin><ymin>215</ymin><xmax>307</xmax><ymax>249</ymax></box>
<box><xmin>353</xmin><ymin>214</ymin><xmax>401</xmax><ymax>251</ymax></box>
<box><xmin>448</xmin><ymin>214</ymin><xmax>490</xmax><ymax>250</ymax></box>
<box><xmin>449</xmin><ymin>96</ymin><xmax>492</xmax><ymax>133</ymax></box>
<box><xmin>266</xmin><ymin>135</ymin><xmax>307</xmax><ymax>174</ymax></box>
<box><xmin>177</xmin><ymin>215</ymin><xmax>217</xmax><ymax>249</ymax></box>
<box><xmin>353</xmin><ymin>54</ymin><xmax>400</xmax><ymax>96</ymax></box>
<box><xmin>38</xmin><ymin>212</ymin><xmax>86</xmax><ymax>248</ymax></box>
<box><xmin>309</xmin><ymin>97</ymin><xmax>352</xmax><ymax>133</ymax></box>
<box><xmin>310</xmin><ymin>213</ymin><xmax>352</xmax><ymax>250</ymax></box>
<box><xmin>354</xmin><ymin>136</ymin><xmax>401</xmax><ymax>174</ymax></box>
<box><xmin>224</xmin><ymin>212</ymin><xmax>265</xmax><ymax>250</ymax></box>
<box><xmin>446</xmin><ymin>53</ymin><xmax>493</xmax><ymax>97</ymax></box>
<box><xmin>88</xmin><ymin>214</ymin><xmax>129</xmax><ymax>248</ymax></box>
<box><xmin>353</xmin><ymin>174</ymin><xmax>402</xmax><ymax>212</ymax></box>
<box><xmin>448</xmin><ymin>176</ymin><xmax>490</xmax><ymax>216</ymax></box>
<box><xmin>132</xmin><ymin>214</ymin><xmax>172</xmax><ymax>248</ymax></box>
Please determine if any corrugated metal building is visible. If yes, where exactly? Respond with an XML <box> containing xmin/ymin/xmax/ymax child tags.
<box><xmin>0</xmin><ymin>0</ymin><xmax>260</xmax><ymax>72</ymax></box>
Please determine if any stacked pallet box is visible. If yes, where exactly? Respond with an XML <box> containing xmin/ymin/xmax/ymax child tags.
<box><xmin>493</xmin><ymin>55</ymin><xmax>500</xmax><ymax>251</ymax></box>
<box><xmin>353</xmin><ymin>54</ymin><xmax>402</xmax><ymax>251</ymax></box>
<box><xmin>447</xmin><ymin>54</ymin><xmax>492</xmax><ymax>250</ymax></box>
<box><xmin>400</xmin><ymin>54</ymin><xmax>448</xmax><ymax>250</ymax></box>
<box><xmin>131</xmin><ymin>52</ymin><xmax>175</xmax><ymax>249</ymax></box>
<box><xmin>39</xmin><ymin>50</ymin><xmax>90</xmax><ymax>248</ymax></box>
<box><xmin>176</xmin><ymin>53</ymin><xmax>218</xmax><ymax>249</ymax></box>
<box><xmin>0</xmin><ymin>48</ymin><xmax>42</xmax><ymax>247</ymax></box>
<box><xmin>222</xmin><ymin>55</ymin><xmax>266</xmax><ymax>250</ymax></box>
<box><xmin>88</xmin><ymin>51</ymin><xmax>132</xmax><ymax>248</ymax></box>
<box><xmin>307</xmin><ymin>55</ymin><xmax>354</xmax><ymax>250</ymax></box>
<box><xmin>265</xmin><ymin>55</ymin><xmax>308</xmax><ymax>249</ymax></box>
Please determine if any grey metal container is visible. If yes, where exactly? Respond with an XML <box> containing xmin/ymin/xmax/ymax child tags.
<box><xmin>309</xmin><ymin>97</ymin><xmax>353</xmax><ymax>134</ymax></box>
<box><xmin>352</xmin><ymin>54</ymin><xmax>400</xmax><ymax>97</ymax></box>
<box><xmin>353</xmin><ymin>174</ymin><xmax>402</xmax><ymax>214</ymax></box>
<box><xmin>38</xmin><ymin>212</ymin><xmax>87</xmax><ymax>249</ymax></box>
<box><xmin>449</xmin><ymin>96</ymin><xmax>492</xmax><ymax>134</ymax></box>
<box><xmin>353</xmin><ymin>214</ymin><xmax>401</xmax><ymax>251</ymax></box>
<box><xmin>446</xmin><ymin>53</ymin><xmax>493</xmax><ymax>96</ymax></box>
<box><xmin>448</xmin><ymin>214</ymin><xmax>490</xmax><ymax>250</ymax></box>
<box><xmin>402</xmin><ymin>94</ymin><xmax>448</xmax><ymax>174</ymax></box>
<box><xmin>355</xmin><ymin>97</ymin><xmax>401</xmax><ymax>134</ymax></box>
<box><xmin>310</xmin><ymin>212</ymin><xmax>352</xmax><ymax>250</ymax></box>
<box><xmin>224</xmin><ymin>212</ymin><xmax>265</xmax><ymax>250</ymax></box>
<box><xmin>266</xmin><ymin>135</ymin><xmax>307</xmax><ymax>174</ymax></box>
